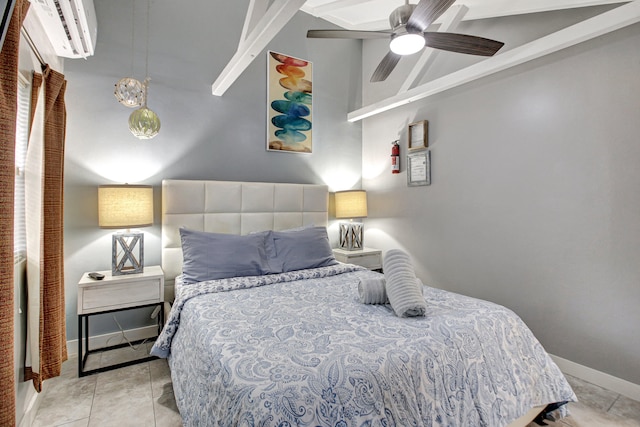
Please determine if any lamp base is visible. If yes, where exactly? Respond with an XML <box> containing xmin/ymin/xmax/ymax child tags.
<box><xmin>339</xmin><ymin>221</ymin><xmax>364</xmax><ymax>251</ymax></box>
<box><xmin>112</xmin><ymin>232</ymin><xmax>144</xmax><ymax>275</ymax></box>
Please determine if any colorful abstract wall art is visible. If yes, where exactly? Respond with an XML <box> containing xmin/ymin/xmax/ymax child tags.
<box><xmin>267</xmin><ymin>51</ymin><xmax>313</xmax><ymax>153</ymax></box>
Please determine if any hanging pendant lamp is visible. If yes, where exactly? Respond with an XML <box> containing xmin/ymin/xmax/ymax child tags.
<box><xmin>114</xmin><ymin>0</ymin><xmax>144</xmax><ymax>107</ymax></box>
<box><xmin>115</xmin><ymin>77</ymin><xmax>144</xmax><ymax>107</ymax></box>
<box><xmin>129</xmin><ymin>79</ymin><xmax>160</xmax><ymax>139</ymax></box>
<box><xmin>129</xmin><ymin>0</ymin><xmax>160</xmax><ymax>139</ymax></box>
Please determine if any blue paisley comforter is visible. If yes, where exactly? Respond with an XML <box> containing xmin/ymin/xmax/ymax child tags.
<box><xmin>151</xmin><ymin>264</ymin><xmax>575</xmax><ymax>427</ymax></box>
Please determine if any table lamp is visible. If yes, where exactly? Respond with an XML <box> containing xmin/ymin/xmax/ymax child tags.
<box><xmin>335</xmin><ymin>190</ymin><xmax>368</xmax><ymax>250</ymax></box>
<box><xmin>98</xmin><ymin>185</ymin><xmax>153</xmax><ymax>275</ymax></box>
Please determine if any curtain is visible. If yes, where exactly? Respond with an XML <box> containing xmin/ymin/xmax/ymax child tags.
<box><xmin>24</xmin><ymin>65</ymin><xmax>68</xmax><ymax>392</ymax></box>
<box><xmin>0</xmin><ymin>0</ymin><xmax>29</xmax><ymax>423</ymax></box>
<box><xmin>24</xmin><ymin>71</ymin><xmax>45</xmax><ymax>387</ymax></box>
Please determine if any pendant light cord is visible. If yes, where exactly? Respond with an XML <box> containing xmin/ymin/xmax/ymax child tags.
<box><xmin>142</xmin><ymin>0</ymin><xmax>151</xmax><ymax>106</ymax></box>
<box><xmin>145</xmin><ymin>0</ymin><xmax>150</xmax><ymax>79</ymax></box>
<box><xmin>130</xmin><ymin>0</ymin><xmax>135</xmax><ymax>77</ymax></box>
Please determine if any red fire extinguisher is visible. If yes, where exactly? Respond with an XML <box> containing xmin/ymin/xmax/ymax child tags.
<box><xmin>391</xmin><ymin>140</ymin><xmax>400</xmax><ymax>174</ymax></box>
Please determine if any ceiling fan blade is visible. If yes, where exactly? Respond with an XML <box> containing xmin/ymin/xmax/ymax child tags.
<box><xmin>406</xmin><ymin>0</ymin><xmax>457</xmax><ymax>33</ymax></box>
<box><xmin>370</xmin><ymin>51</ymin><xmax>401</xmax><ymax>83</ymax></box>
<box><xmin>424</xmin><ymin>32</ymin><xmax>505</xmax><ymax>56</ymax></box>
<box><xmin>307</xmin><ymin>29</ymin><xmax>390</xmax><ymax>39</ymax></box>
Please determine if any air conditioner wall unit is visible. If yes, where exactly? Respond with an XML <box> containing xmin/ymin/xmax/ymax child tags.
<box><xmin>30</xmin><ymin>0</ymin><xmax>97</xmax><ymax>59</ymax></box>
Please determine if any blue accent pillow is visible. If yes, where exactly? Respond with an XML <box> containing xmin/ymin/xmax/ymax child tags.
<box><xmin>180</xmin><ymin>228</ymin><xmax>277</xmax><ymax>284</ymax></box>
<box><xmin>255</xmin><ymin>225</ymin><xmax>314</xmax><ymax>263</ymax></box>
<box><xmin>269</xmin><ymin>226</ymin><xmax>337</xmax><ymax>272</ymax></box>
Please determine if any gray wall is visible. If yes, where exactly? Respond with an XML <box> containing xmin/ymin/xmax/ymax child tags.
<box><xmin>361</xmin><ymin>7</ymin><xmax>640</xmax><ymax>384</ymax></box>
<box><xmin>63</xmin><ymin>0</ymin><xmax>362</xmax><ymax>339</ymax></box>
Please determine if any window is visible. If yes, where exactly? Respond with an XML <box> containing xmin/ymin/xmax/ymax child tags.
<box><xmin>14</xmin><ymin>72</ymin><xmax>30</xmax><ymax>262</ymax></box>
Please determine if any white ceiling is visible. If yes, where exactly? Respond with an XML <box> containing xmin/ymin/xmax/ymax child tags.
<box><xmin>300</xmin><ymin>0</ymin><xmax>629</xmax><ymax>31</ymax></box>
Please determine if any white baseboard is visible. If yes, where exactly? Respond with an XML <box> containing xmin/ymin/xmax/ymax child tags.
<box><xmin>17</xmin><ymin>386</ymin><xmax>40</xmax><ymax>427</ymax></box>
<box><xmin>551</xmin><ymin>354</ymin><xmax>640</xmax><ymax>402</ymax></box>
<box><xmin>66</xmin><ymin>325</ymin><xmax>159</xmax><ymax>358</ymax></box>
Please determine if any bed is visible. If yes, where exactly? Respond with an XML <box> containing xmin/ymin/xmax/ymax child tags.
<box><xmin>151</xmin><ymin>179</ymin><xmax>576</xmax><ymax>427</ymax></box>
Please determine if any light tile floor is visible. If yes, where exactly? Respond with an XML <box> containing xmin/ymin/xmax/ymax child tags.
<box><xmin>541</xmin><ymin>376</ymin><xmax>640</xmax><ymax>427</ymax></box>
<box><xmin>33</xmin><ymin>344</ymin><xmax>640</xmax><ymax>427</ymax></box>
<box><xmin>33</xmin><ymin>343</ymin><xmax>182</xmax><ymax>427</ymax></box>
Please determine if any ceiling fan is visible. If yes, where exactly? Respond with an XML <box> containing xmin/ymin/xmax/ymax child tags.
<box><xmin>307</xmin><ymin>0</ymin><xmax>505</xmax><ymax>82</ymax></box>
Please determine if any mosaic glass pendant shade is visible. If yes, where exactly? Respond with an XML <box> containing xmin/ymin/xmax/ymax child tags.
<box><xmin>129</xmin><ymin>105</ymin><xmax>160</xmax><ymax>139</ymax></box>
<box><xmin>114</xmin><ymin>77</ymin><xmax>144</xmax><ymax>108</ymax></box>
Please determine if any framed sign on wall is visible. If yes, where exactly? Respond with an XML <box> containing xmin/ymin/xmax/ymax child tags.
<box><xmin>408</xmin><ymin>120</ymin><xmax>428</xmax><ymax>151</ymax></box>
<box><xmin>407</xmin><ymin>150</ymin><xmax>431</xmax><ymax>187</ymax></box>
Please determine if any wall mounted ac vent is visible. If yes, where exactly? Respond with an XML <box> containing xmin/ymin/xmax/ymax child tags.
<box><xmin>30</xmin><ymin>0</ymin><xmax>97</xmax><ymax>59</ymax></box>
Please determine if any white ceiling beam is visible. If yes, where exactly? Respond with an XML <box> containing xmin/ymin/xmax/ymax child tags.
<box><xmin>239</xmin><ymin>0</ymin><xmax>270</xmax><ymax>48</ymax></box>
<box><xmin>307</xmin><ymin>0</ymin><xmax>372</xmax><ymax>16</ymax></box>
<box><xmin>211</xmin><ymin>0</ymin><xmax>306</xmax><ymax>96</ymax></box>
<box><xmin>399</xmin><ymin>4</ymin><xmax>468</xmax><ymax>93</ymax></box>
<box><xmin>300</xmin><ymin>0</ymin><xmax>388</xmax><ymax>31</ymax></box>
<box><xmin>348</xmin><ymin>1</ymin><xmax>640</xmax><ymax>122</ymax></box>
<box><xmin>457</xmin><ymin>0</ymin><xmax>629</xmax><ymax>21</ymax></box>
<box><xmin>310</xmin><ymin>16</ymin><xmax>389</xmax><ymax>31</ymax></box>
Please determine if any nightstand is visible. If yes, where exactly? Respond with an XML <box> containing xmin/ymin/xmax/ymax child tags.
<box><xmin>333</xmin><ymin>247</ymin><xmax>382</xmax><ymax>271</ymax></box>
<box><xmin>77</xmin><ymin>265</ymin><xmax>165</xmax><ymax>377</ymax></box>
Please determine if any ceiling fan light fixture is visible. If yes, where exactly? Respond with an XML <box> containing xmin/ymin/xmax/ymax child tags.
<box><xmin>390</xmin><ymin>31</ymin><xmax>425</xmax><ymax>55</ymax></box>
<box><xmin>307</xmin><ymin>0</ymin><xmax>504</xmax><ymax>83</ymax></box>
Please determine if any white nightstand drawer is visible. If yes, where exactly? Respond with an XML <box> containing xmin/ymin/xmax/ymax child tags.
<box><xmin>80</xmin><ymin>279</ymin><xmax>162</xmax><ymax>313</ymax></box>
<box><xmin>77</xmin><ymin>265</ymin><xmax>165</xmax><ymax>315</ymax></box>
<box><xmin>348</xmin><ymin>252</ymin><xmax>382</xmax><ymax>269</ymax></box>
<box><xmin>333</xmin><ymin>247</ymin><xmax>382</xmax><ymax>270</ymax></box>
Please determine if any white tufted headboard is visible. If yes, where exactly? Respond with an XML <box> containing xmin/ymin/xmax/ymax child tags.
<box><xmin>161</xmin><ymin>179</ymin><xmax>329</xmax><ymax>300</ymax></box>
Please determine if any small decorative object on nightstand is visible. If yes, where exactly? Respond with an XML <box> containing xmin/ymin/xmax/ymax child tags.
<box><xmin>333</xmin><ymin>247</ymin><xmax>382</xmax><ymax>271</ymax></box>
<box><xmin>335</xmin><ymin>190</ymin><xmax>368</xmax><ymax>251</ymax></box>
<box><xmin>77</xmin><ymin>265</ymin><xmax>164</xmax><ymax>376</ymax></box>
<box><xmin>98</xmin><ymin>184</ymin><xmax>153</xmax><ymax>275</ymax></box>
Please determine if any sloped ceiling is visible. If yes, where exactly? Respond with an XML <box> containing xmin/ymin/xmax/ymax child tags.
<box><xmin>300</xmin><ymin>0</ymin><xmax>629</xmax><ymax>30</ymax></box>
<box><xmin>211</xmin><ymin>0</ymin><xmax>638</xmax><ymax>120</ymax></box>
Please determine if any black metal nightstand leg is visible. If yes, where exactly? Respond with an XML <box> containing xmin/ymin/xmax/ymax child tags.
<box><xmin>84</xmin><ymin>316</ymin><xmax>89</xmax><ymax>356</ymax></box>
<box><xmin>78</xmin><ymin>315</ymin><xmax>83</xmax><ymax>376</ymax></box>
<box><xmin>157</xmin><ymin>303</ymin><xmax>165</xmax><ymax>335</ymax></box>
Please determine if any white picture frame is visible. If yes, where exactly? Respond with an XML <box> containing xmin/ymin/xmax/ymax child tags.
<box><xmin>407</xmin><ymin>150</ymin><xmax>431</xmax><ymax>187</ymax></box>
